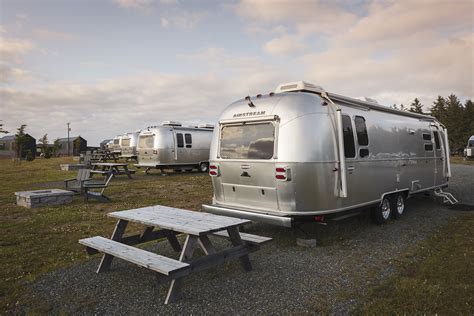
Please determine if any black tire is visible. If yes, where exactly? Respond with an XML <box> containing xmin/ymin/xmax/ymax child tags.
<box><xmin>371</xmin><ymin>196</ymin><xmax>392</xmax><ymax>225</ymax></box>
<box><xmin>199</xmin><ymin>162</ymin><xmax>209</xmax><ymax>173</ymax></box>
<box><xmin>391</xmin><ymin>193</ymin><xmax>406</xmax><ymax>219</ymax></box>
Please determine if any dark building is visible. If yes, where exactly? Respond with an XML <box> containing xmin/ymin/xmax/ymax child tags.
<box><xmin>0</xmin><ymin>134</ymin><xmax>37</xmax><ymax>159</ymax></box>
<box><xmin>55</xmin><ymin>136</ymin><xmax>87</xmax><ymax>156</ymax></box>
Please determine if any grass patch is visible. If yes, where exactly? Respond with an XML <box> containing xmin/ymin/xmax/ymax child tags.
<box><xmin>360</xmin><ymin>213</ymin><xmax>474</xmax><ymax>314</ymax></box>
<box><xmin>450</xmin><ymin>156</ymin><xmax>474</xmax><ymax>165</ymax></box>
<box><xmin>0</xmin><ymin>157</ymin><xmax>212</xmax><ymax>313</ymax></box>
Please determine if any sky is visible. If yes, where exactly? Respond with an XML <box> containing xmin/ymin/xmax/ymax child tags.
<box><xmin>0</xmin><ymin>0</ymin><xmax>473</xmax><ymax>146</ymax></box>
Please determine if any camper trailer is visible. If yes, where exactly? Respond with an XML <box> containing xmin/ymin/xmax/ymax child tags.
<box><xmin>203</xmin><ymin>81</ymin><xmax>453</xmax><ymax>227</ymax></box>
<box><xmin>136</xmin><ymin>121</ymin><xmax>214</xmax><ymax>173</ymax></box>
<box><xmin>120</xmin><ymin>131</ymin><xmax>140</xmax><ymax>159</ymax></box>
<box><xmin>465</xmin><ymin>135</ymin><xmax>474</xmax><ymax>159</ymax></box>
<box><xmin>110</xmin><ymin>135</ymin><xmax>123</xmax><ymax>154</ymax></box>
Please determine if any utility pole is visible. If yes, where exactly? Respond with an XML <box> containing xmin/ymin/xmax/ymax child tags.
<box><xmin>67</xmin><ymin>122</ymin><xmax>71</xmax><ymax>156</ymax></box>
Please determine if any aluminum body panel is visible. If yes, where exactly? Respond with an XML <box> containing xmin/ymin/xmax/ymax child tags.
<box><xmin>208</xmin><ymin>91</ymin><xmax>449</xmax><ymax>221</ymax></box>
<box><xmin>120</xmin><ymin>131</ymin><xmax>140</xmax><ymax>158</ymax></box>
<box><xmin>136</xmin><ymin>126</ymin><xmax>213</xmax><ymax>168</ymax></box>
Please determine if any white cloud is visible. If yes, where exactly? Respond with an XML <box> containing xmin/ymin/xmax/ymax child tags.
<box><xmin>263</xmin><ymin>35</ymin><xmax>306</xmax><ymax>56</ymax></box>
<box><xmin>111</xmin><ymin>0</ymin><xmax>155</xmax><ymax>12</ymax></box>
<box><xmin>160</xmin><ymin>17</ymin><xmax>170</xmax><ymax>28</ymax></box>
<box><xmin>0</xmin><ymin>36</ymin><xmax>34</xmax><ymax>63</ymax></box>
<box><xmin>33</xmin><ymin>28</ymin><xmax>76</xmax><ymax>42</ymax></box>
<box><xmin>160</xmin><ymin>11</ymin><xmax>206</xmax><ymax>29</ymax></box>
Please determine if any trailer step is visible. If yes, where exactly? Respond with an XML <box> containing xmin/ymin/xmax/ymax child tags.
<box><xmin>434</xmin><ymin>188</ymin><xmax>458</xmax><ymax>205</ymax></box>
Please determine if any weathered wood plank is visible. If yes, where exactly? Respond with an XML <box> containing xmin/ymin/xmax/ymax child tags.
<box><xmin>212</xmin><ymin>231</ymin><xmax>272</xmax><ymax>245</ymax></box>
<box><xmin>79</xmin><ymin>236</ymin><xmax>190</xmax><ymax>277</ymax></box>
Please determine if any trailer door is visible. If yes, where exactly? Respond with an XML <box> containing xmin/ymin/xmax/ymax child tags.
<box><xmin>432</xmin><ymin>128</ymin><xmax>446</xmax><ymax>186</ymax></box>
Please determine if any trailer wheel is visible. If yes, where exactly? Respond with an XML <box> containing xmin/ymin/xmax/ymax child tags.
<box><xmin>372</xmin><ymin>196</ymin><xmax>392</xmax><ymax>225</ymax></box>
<box><xmin>391</xmin><ymin>193</ymin><xmax>406</xmax><ymax>219</ymax></box>
<box><xmin>199</xmin><ymin>162</ymin><xmax>209</xmax><ymax>173</ymax></box>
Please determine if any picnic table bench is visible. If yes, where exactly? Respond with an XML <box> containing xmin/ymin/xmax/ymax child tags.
<box><xmin>79</xmin><ymin>205</ymin><xmax>271</xmax><ymax>304</ymax></box>
<box><xmin>91</xmin><ymin>163</ymin><xmax>135</xmax><ymax>179</ymax></box>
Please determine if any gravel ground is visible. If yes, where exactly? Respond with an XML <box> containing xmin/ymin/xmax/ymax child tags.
<box><xmin>26</xmin><ymin>164</ymin><xmax>473</xmax><ymax>314</ymax></box>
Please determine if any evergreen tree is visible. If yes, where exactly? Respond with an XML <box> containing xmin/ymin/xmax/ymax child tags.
<box><xmin>39</xmin><ymin>134</ymin><xmax>50</xmax><ymax>157</ymax></box>
<box><xmin>444</xmin><ymin>94</ymin><xmax>464</xmax><ymax>152</ymax></box>
<box><xmin>430</xmin><ymin>96</ymin><xmax>447</xmax><ymax>122</ymax></box>
<box><xmin>0</xmin><ymin>121</ymin><xmax>8</xmax><ymax>134</ymax></box>
<box><xmin>409</xmin><ymin>98</ymin><xmax>424</xmax><ymax>114</ymax></box>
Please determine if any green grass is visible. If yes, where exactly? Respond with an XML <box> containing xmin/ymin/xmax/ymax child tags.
<box><xmin>0</xmin><ymin>157</ymin><xmax>212</xmax><ymax>313</ymax></box>
<box><xmin>360</xmin><ymin>213</ymin><xmax>474</xmax><ymax>314</ymax></box>
<box><xmin>451</xmin><ymin>155</ymin><xmax>474</xmax><ymax>165</ymax></box>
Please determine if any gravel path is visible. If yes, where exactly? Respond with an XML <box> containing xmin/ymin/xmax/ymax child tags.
<box><xmin>26</xmin><ymin>164</ymin><xmax>473</xmax><ymax>314</ymax></box>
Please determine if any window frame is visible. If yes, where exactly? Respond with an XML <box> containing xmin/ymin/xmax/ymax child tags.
<box><xmin>176</xmin><ymin>133</ymin><xmax>184</xmax><ymax>148</ymax></box>
<box><xmin>354</xmin><ymin>116</ymin><xmax>369</xmax><ymax>146</ymax></box>
<box><xmin>184</xmin><ymin>133</ymin><xmax>192</xmax><ymax>148</ymax></box>
<box><xmin>433</xmin><ymin>131</ymin><xmax>441</xmax><ymax>150</ymax></box>
<box><xmin>342</xmin><ymin>114</ymin><xmax>356</xmax><ymax>159</ymax></box>
<box><xmin>218</xmin><ymin>121</ymin><xmax>277</xmax><ymax>160</ymax></box>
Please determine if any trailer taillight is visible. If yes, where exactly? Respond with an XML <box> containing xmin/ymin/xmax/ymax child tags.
<box><xmin>209</xmin><ymin>164</ymin><xmax>219</xmax><ymax>177</ymax></box>
<box><xmin>275</xmin><ymin>166</ymin><xmax>291</xmax><ymax>181</ymax></box>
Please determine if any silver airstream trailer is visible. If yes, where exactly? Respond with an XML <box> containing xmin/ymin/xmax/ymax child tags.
<box><xmin>465</xmin><ymin>135</ymin><xmax>474</xmax><ymax>159</ymax></box>
<box><xmin>203</xmin><ymin>81</ymin><xmax>454</xmax><ymax>227</ymax></box>
<box><xmin>135</xmin><ymin>121</ymin><xmax>214</xmax><ymax>173</ymax></box>
<box><xmin>110</xmin><ymin>135</ymin><xmax>122</xmax><ymax>154</ymax></box>
<box><xmin>120</xmin><ymin>131</ymin><xmax>140</xmax><ymax>160</ymax></box>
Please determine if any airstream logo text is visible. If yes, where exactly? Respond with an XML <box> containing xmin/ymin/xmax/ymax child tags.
<box><xmin>233</xmin><ymin>111</ymin><xmax>266</xmax><ymax>118</ymax></box>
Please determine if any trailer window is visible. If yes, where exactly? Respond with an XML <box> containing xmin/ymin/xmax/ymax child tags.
<box><xmin>342</xmin><ymin>115</ymin><xmax>356</xmax><ymax>158</ymax></box>
<box><xmin>176</xmin><ymin>133</ymin><xmax>184</xmax><ymax>148</ymax></box>
<box><xmin>121</xmin><ymin>138</ymin><xmax>130</xmax><ymax>147</ymax></box>
<box><xmin>185</xmin><ymin>133</ymin><xmax>192</xmax><ymax>148</ymax></box>
<box><xmin>433</xmin><ymin>131</ymin><xmax>440</xmax><ymax>149</ymax></box>
<box><xmin>114</xmin><ymin>139</ymin><xmax>119</xmax><ymax>144</ymax></box>
<box><xmin>138</xmin><ymin>135</ymin><xmax>154</xmax><ymax>148</ymax></box>
<box><xmin>220</xmin><ymin>122</ymin><xmax>274</xmax><ymax>159</ymax></box>
<box><xmin>422</xmin><ymin>133</ymin><xmax>431</xmax><ymax>141</ymax></box>
<box><xmin>425</xmin><ymin>143</ymin><xmax>433</xmax><ymax>151</ymax></box>
<box><xmin>354</xmin><ymin>116</ymin><xmax>369</xmax><ymax>146</ymax></box>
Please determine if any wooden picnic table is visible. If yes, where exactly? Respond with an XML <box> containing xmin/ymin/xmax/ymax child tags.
<box><xmin>91</xmin><ymin>162</ymin><xmax>134</xmax><ymax>179</ymax></box>
<box><xmin>79</xmin><ymin>205</ymin><xmax>271</xmax><ymax>304</ymax></box>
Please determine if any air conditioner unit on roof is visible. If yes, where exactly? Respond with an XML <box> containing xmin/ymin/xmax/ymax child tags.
<box><xmin>162</xmin><ymin>121</ymin><xmax>182</xmax><ymax>127</ymax></box>
<box><xmin>275</xmin><ymin>81</ymin><xmax>325</xmax><ymax>94</ymax></box>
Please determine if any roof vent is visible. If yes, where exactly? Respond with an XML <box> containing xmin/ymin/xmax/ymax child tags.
<box><xmin>198</xmin><ymin>124</ymin><xmax>215</xmax><ymax>129</ymax></box>
<box><xmin>275</xmin><ymin>81</ymin><xmax>325</xmax><ymax>94</ymax></box>
<box><xmin>161</xmin><ymin>121</ymin><xmax>182</xmax><ymax>127</ymax></box>
<box><xmin>364</xmin><ymin>97</ymin><xmax>379</xmax><ymax>104</ymax></box>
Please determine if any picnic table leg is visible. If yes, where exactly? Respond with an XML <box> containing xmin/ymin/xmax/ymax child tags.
<box><xmin>124</xmin><ymin>165</ymin><xmax>132</xmax><ymax>179</ymax></box>
<box><xmin>198</xmin><ymin>235</ymin><xmax>217</xmax><ymax>255</ymax></box>
<box><xmin>165</xmin><ymin>235</ymin><xmax>198</xmax><ymax>304</ymax></box>
<box><xmin>227</xmin><ymin>226</ymin><xmax>252</xmax><ymax>272</ymax></box>
<box><xmin>163</xmin><ymin>229</ymin><xmax>182</xmax><ymax>252</ymax></box>
<box><xmin>97</xmin><ymin>219</ymin><xmax>128</xmax><ymax>273</ymax></box>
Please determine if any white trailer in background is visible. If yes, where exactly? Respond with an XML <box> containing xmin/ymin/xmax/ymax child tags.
<box><xmin>120</xmin><ymin>131</ymin><xmax>140</xmax><ymax>160</ymax></box>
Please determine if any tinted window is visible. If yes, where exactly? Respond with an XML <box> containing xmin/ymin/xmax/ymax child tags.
<box><xmin>176</xmin><ymin>133</ymin><xmax>184</xmax><ymax>148</ymax></box>
<box><xmin>114</xmin><ymin>139</ymin><xmax>119</xmax><ymax>144</ymax></box>
<box><xmin>359</xmin><ymin>148</ymin><xmax>369</xmax><ymax>158</ymax></box>
<box><xmin>121</xmin><ymin>138</ymin><xmax>130</xmax><ymax>147</ymax></box>
<box><xmin>354</xmin><ymin>116</ymin><xmax>369</xmax><ymax>146</ymax></box>
<box><xmin>220</xmin><ymin>122</ymin><xmax>274</xmax><ymax>159</ymax></box>
<box><xmin>433</xmin><ymin>131</ymin><xmax>440</xmax><ymax>149</ymax></box>
<box><xmin>342</xmin><ymin>115</ymin><xmax>355</xmax><ymax>158</ymax></box>
<box><xmin>138</xmin><ymin>135</ymin><xmax>154</xmax><ymax>148</ymax></box>
<box><xmin>185</xmin><ymin>133</ymin><xmax>192</xmax><ymax>148</ymax></box>
<box><xmin>422</xmin><ymin>133</ymin><xmax>431</xmax><ymax>141</ymax></box>
<box><xmin>425</xmin><ymin>143</ymin><xmax>433</xmax><ymax>151</ymax></box>
<box><xmin>0</xmin><ymin>143</ymin><xmax>5</xmax><ymax>150</ymax></box>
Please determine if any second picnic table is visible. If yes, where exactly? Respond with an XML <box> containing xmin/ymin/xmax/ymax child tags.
<box><xmin>79</xmin><ymin>205</ymin><xmax>272</xmax><ymax>304</ymax></box>
<box><xmin>90</xmin><ymin>162</ymin><xmax>134</xmax><ymax>179</ymax></box>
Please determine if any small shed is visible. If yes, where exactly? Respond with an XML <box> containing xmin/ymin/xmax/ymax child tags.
<box><xmin>56</xmin><ymin>136</ymin><xmax>87</xmax><ymax>156</ymax></box>
<box><xmin>0</xmin><ymin>134</ymin><xmax>37</xmax><ymax>159</ymax></box>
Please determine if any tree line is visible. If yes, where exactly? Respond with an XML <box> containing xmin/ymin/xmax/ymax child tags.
<box><xmin>392</xmin><ymin>94</ymin><xmax>473</xmax><ymax>152</ymax></box>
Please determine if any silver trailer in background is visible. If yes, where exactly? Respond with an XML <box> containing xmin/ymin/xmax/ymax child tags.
<box><xmin>465</xmin><ymin>135</ymin><xmax>474</xmax><ymax>159</ymax></box>
<box><xmin>203</xmin><ymin>81</ymin><xmax>454</xmax><ymax>227</ymax></box>
<box><xmin>110</xmin><ymin>135</ymin><xmax>123</xmax><ymax>154</ymax></box>
<box><xmin>135</xmin><ymin>121</ymin><xmax>214</xmax><ymax>173</ymax></box>
<box><xmin>120</xmin><ymin>131</ymin><xmax>140</xmax><ymax>159</ymax></box>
